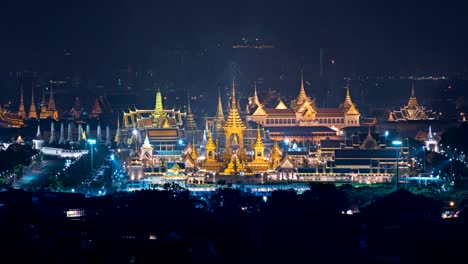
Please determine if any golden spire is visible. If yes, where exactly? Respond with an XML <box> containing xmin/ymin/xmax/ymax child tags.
<box><xmin>185</xmin><ymin>89</ymin><xmax>197</xmax><ymax>130</ymax></box>
<box><xmin>297</xmin><ymin>70</ymin><xmax>308</xmax><ymax>104</ymax></box>
<box><xmin>18</xmin><ymin>85</ymin><xmax>27</xmax><ymax>119</ymax></box>
<box><xmin>407</xmin><ymin>81</ymin><xmax>419</xmax><ymax>109</ymax></box>
<box><xmin>231</xmin><ymin>79</ymin><xmax>237</xmax><ymax>109</ymax></box>
<box><xmin>342</xmin><ymin>84</ymin><xmax>354</xmax><ymax>109</ymax></box>
<box><xmin>190</xmin><ymin>139</ymin><xmax>198</xmax><ymax>160</ymax></box>
<box><xmin>253</xmin><ymin>81</ymin><xmax>261</xmax><ymax>106</ymax></box>
<box><xmin>254</xmin><ymin>124</ymin><xmax>264</xmax><ymax>149</ymax></box>
<box><xmin>224</xmin><ymin>80</ymin><xmax>245</xmax><ymax>129</ymax></box>
<box><xmin>40</xmin><ymin>89</ymin><xmax>48</xmax><ymax>119</ymax></box>
<box><xmin>216</xmin><ymin>89</ymin><xmax>224</xmax><ymax>120</ymax></box>
<box><xmin>47</xmin><ymin>85</ymin><xmax>57</xmax><ymax>112</ymax></box>
<box><xmin>28</xmin><ymin>83</ymin><xmax>38</xmax><ymax>119</ymax></box>
<box><xmin>142</xmin><ymin>131</ymin><xmax>152</xmax><ymax>148</ymax></box>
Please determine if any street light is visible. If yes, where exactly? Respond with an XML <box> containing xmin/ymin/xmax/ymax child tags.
<box><xmin>87</xmin><ymin>139</ymin><xmax>96</xmax><ymax>190</ymax></box>
<box><xmin>392</xmin><ymin>140</ymin><xmax>403</xmax><ymax>189</ymax></box>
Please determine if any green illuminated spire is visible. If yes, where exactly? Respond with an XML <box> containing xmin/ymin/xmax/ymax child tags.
<box><xmin>154</xmin><ymin>88</ymin><xmax>164</xmax><ymax>115</ymax></box>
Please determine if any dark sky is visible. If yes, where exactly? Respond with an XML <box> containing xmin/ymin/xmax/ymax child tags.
<box><xmin>1</xmin><ymin>0</ymin><xmax>468</xmax><ymax>75</ymax></box>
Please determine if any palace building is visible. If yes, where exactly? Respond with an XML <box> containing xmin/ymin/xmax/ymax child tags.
<box><xmin>247</xmin><ymin>74</ymin><xmax>360</xmax><ymax>131</ymax></box>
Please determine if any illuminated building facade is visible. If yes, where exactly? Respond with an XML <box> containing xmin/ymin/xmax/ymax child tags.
<box><xmin>247</xmin><ymin>74</ymin><xmax>360</xmax><ymax>131</ymax></box>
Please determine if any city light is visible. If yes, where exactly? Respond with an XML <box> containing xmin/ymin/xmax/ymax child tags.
<box><xmin>384</xmin><ymin>131</ymin><xmax>389</xmax><ymax>137</ymax></box>
<box><xmin>110</xmin><ymin>154</ymin><xmax>115</xmax><ymax>161</ymax></box>
<box><xmin>87</xmin><ymin>139</ymin><xmax>96</xmax><ymax>145</ymax></box>
<box><xmin>132</xmin><ymin>129</ymin><xmax>138</xmax><ymax>136</ymax></box>
<box><xmin>392</xmin><ymin>140</ymin><xmax>402</xmax><ymax>146</ymax></box>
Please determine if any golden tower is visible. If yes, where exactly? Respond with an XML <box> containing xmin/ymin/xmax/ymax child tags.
<box><xmin>39</xmin><ymin>89</ymin><xmax>49</xmax><ymax>119</ymax></box>
<box><xmin>248</xmin><ymin>125</ymin><xmax>269</xmax><ymax>172</ymax></box>
<box><xmin>28</xmin><ymin>84</ymin><xmax>38</xmax><ymax>119</ymax></box>
<box><xmin>215</xmin><ymin>90</ymin><xmax>225</xmax><ymax>133</ymax></box>
<box><xmin>202</xmin><ymin>131</ymin><xmax>219</xmax><ymax>171</ymax></box>
<box><xmin>190</xmin><ymin>140</ymin><xmax>198</xmax><ymax>161</ymax></box>
<box><xmin>270</xmin><ymin>141</ymin><xmax>283</xmax><ymax>169</ymax></box>
<box><xmin>47</xmin><ymin>85</ymin><xmax>58</xmax><ymax>120</ymax></box>
<box><xmin>18</xmin><ymin>86</ymin><xmax>27</xmax><ymax>119</ymax></box>
<box><xmin>223</xmin><ymin>80</ymin><xmax>245</xmax><ymax>152</ymax></box>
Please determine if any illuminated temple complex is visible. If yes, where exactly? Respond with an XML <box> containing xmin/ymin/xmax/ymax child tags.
<box><xmin>124</xmin><ymin>80</ymin><xmax>412</xmax><ymax>185</ymax></box>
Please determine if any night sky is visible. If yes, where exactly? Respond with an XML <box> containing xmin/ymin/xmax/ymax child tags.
<box><xmin>1</xmin><ymin>0</ymin><xmax>468</xmax><ymax>75</ymax></box>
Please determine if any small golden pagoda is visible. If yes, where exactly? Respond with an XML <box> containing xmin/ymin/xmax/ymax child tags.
<box><xmin>248</xmin><ymin>125</ymin><xmax>270</xmax><ymax>172</ymax></box>
<box><xmin>202</xmin><ymin>131</ymin><xmax>219</xmax><ymax>171</ymax></box>
<box><xmin>270</xmin><ymin>141</ymin><xmax>283</xmax><ymax>169</ymax></box>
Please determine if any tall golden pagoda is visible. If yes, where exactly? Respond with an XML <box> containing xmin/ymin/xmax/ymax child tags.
<box><xmin>223</xmin><ymin>80</ymin><xmax>246</xmax><ymax>151</ymax></box>
<box><xmin>47</xmin><ymin>85</ymin><xmax>58</xmax><ymax>120</ymax></box>
<box><xmin>39</xmin><ymin>89</ymin><xmax>49</xmax><ymax>119</ymax></box>
<box><xmin>28</xmin><ymin>85</ymin><xmax>38</xmax><ymax>119</ymax></box>
<box><xmin>185</xmin><ymin>91</ymin><xmax>197</xmax><ymax>131</ymax></box>
<box><xmin>17</xmin><ymin>86</ymin><xmax>27</xmax><ymax>119</ymax></box>
<box><xmin>248</xmin><ymin>125</ymin><xmax>269</xmax><ymax>172</ymax></box>
<box><xmin>215</xmin><ymin>90</ymin><xmax>225</xmax><ymax>134</ymax></box>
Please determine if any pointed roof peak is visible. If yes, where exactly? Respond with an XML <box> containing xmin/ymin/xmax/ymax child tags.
<box><xmin>253</xmin><ymin>81</ymin><xmax>261</xmax><ymax>106</ymax></box>
<box><xmin>407</xmin><ymin>81</ymin><xmax>419</xmax><ymax>109</ymax></box>
<box><xmin>187</xmin><ymin>89</ymin><xmax>192</xmax><ymax>113</ymax></box>
<box><xmin>231</xmin><ymin>79</ymin><xmax>237</xmax><ymax>109</ymax></box>
<box><xmin>343</xmin><ymin>84</ymin><xmax>354</xmax><ymax>108</ymax></box>
<box><xmin>297</xmin><ymin>70</ymin><xmax>308</xmax><ymax>103</ymax></box>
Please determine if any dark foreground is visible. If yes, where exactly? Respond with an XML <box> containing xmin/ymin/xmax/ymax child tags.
<box><xmin>0</xmin><ymin>185</ymin><xmax>467</xmax><ymax>264</ymax></box>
